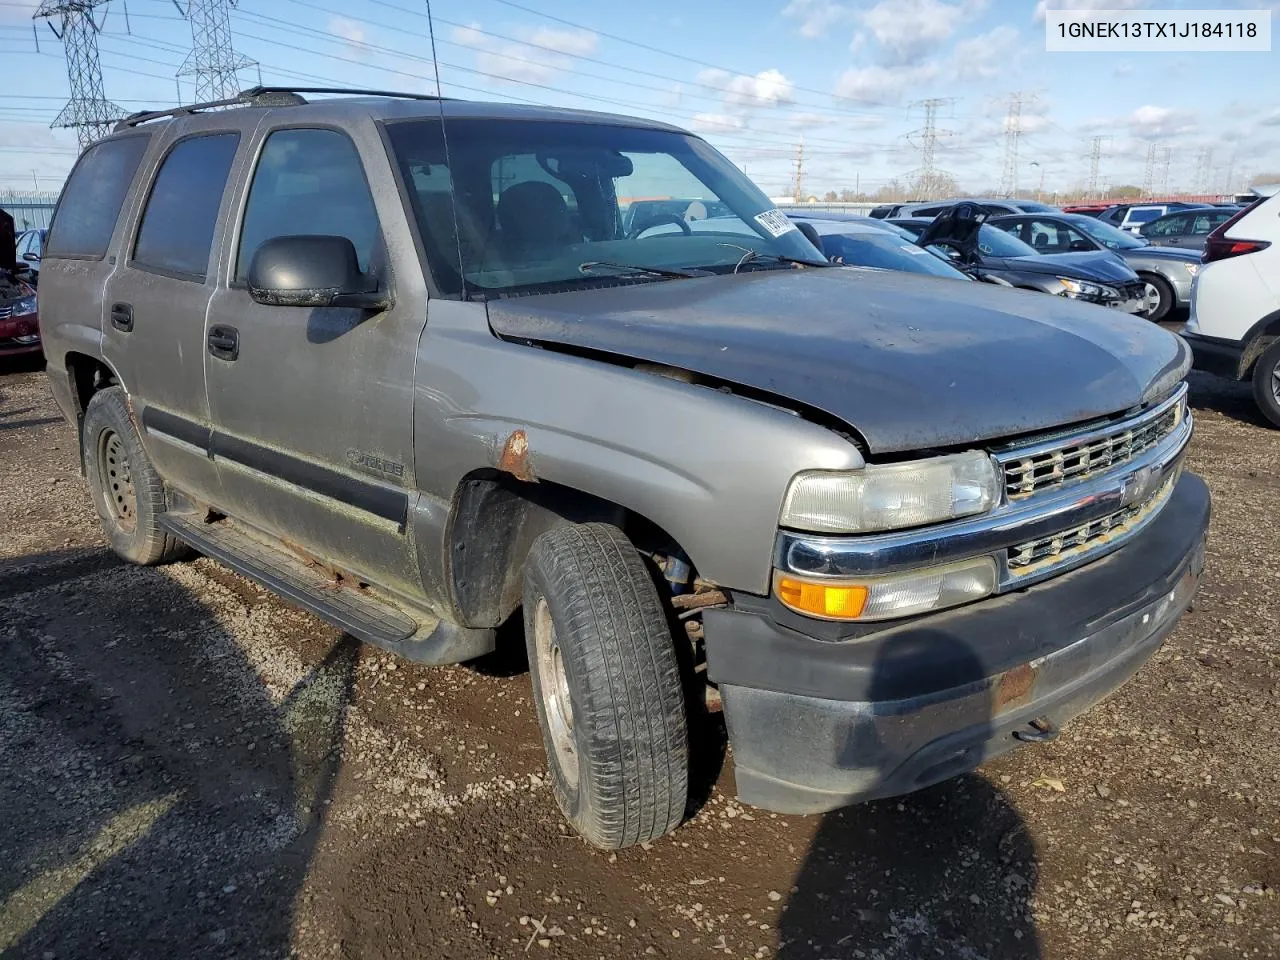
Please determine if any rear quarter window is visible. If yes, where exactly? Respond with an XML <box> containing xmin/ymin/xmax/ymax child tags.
<box><xmin>45</xmin><ymin>135</ymin><xmax>150</xmax><ymax>260</ymax></box>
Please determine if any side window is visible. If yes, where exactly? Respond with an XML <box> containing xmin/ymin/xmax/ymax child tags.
<box><xmin>45</xmin><ymin>135</ymin><xmax>149</xmax><ymax>259</ymax></box>
<box><xmin>1146</xmin><ymin>214</ymin><xmax>1187</xmax><ymax>237</ymax></box>
<box><xmin>237</xmin><ymin>128</ymin><xmax>379</xmax><ymax>282</ymax></box>
<box><xmin>913</xmin><ymin>205</ymin><xmax>945</xmax><ymax>217</ymax></box>
<box><xmin>1027</xmin><ymin>219</ymin><xmax>1068</xmax><ymax>251</ymax></box>
<box><xmin>133</xmin><ymin>132</ymin><xmax>240</xmax><ymax>281</ymax></box>
<box><xmin>994</xmin><ymin>220</ymin><xmax>1026</xmax><ymax>242</ymax></box>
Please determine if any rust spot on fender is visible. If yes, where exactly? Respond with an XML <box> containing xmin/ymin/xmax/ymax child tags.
<box><xmin>498</xmin><ymin>429</ymin><xmax>537</xmax><ymax>482</ymax></box>
<box><xmin>995</xmin><ymin>662</ymin><xmax>1037</xmax><ymax>712</ymax></box>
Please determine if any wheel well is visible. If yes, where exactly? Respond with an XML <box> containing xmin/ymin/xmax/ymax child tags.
<box><xmin>445</xmin><ymin>471</ymin><xmax>690</xmax><ymax>630</ymax></box>
<box><xmin>64</xmin><ymin>353</ymin><xmax>118</xmax><ymax>473</ymax></box>
<box><xmin>65</xmin><ymin>352</ymin><xmax>118</xmax><ymax>416</ymax></box>
<box><xmin>1240</xmin><ymin>311</ymin><xmax>1280</xmax><ymax>380</ymax></box>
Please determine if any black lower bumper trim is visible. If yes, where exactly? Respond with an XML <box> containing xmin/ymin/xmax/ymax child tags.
<box><xmin>706</xmin><ymin>472</ymin><xmax>1211</xmax><ymax>814</ymax></box>
<box><xmin>1183</xmin><ymin>331</ymin><xmax>1245</xmax><ymax>380</ymax></box>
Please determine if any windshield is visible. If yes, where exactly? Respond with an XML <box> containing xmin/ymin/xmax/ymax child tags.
<box><xmin>1124</xmin><ymin>207</ymin><xmax>1164</xmax><ymax>225</ymax></box>
<box><xmin>385</xmin><ymin>118</ymin><xmax>822</xmax><ymax>297</ymax></box>
<box><xmin>1065</xmin><ymin>214</ymin><xmax>1145</xmax><ymax>249</ymax></box>
<box><xmin>821</xmin><ymin>231</ymin><xmax>970</xmax><ymax>280</ymax></box>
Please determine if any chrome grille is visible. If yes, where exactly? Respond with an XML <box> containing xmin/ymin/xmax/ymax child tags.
<box><xmin>0</xmin><ymin>304</ymin><xmax>13</xmax><ymax>321</ymax></box>
<box><xmin>1000</xmin><ymin>389</ymin><xmax>1185</xmax><ymax>501</ymax></box>
<box><xmin>1007</xmin><ymin>473</ymin><xmax>1177</xmax><ymax>575</ymax></box>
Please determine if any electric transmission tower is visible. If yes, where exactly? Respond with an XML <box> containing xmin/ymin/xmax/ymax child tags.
<box><xmin>1193</xmin><ymin>147</ymin><xmax>1214</xmax><ymax>194</ymax></box>
<box><xmin>906</xmin><ymin>97</ymin><xmax>956</xmax><ymax>197</ymax></box>
<box><xmin>791</xmin><ymin>138</ymin><xmax>806</xmax><ymax>201</ymax></box>
<box><xmin>1086</xmin><ymin>135</ymin><xmax>1110</xmax><ymax>199</ymax></box>
<box><xmin>175</xmin><ymin>0</ymin><xmax>256</xmax><ymax>103</ymax></box>
<box><xmin>1158</xmin><ymin>146</ymin><xmax>1172</xmax><ymax>195</ymax></box>
<box><xmin>999</xmin><ymin>92</ymin><xmax>1027</xmax><ymax>198</ymax></box>
<box><xmin>34</xmin><ymin>0</ymin><xmax>125</xmax><ymax>150</ymax></box>
<box><xmin>1141</xmin><ymin>142</ymin><xmax>1157</xmax><ymax>197</ymax></box>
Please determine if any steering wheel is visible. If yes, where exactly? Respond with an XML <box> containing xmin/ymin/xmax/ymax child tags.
<box><xmin>628</xmin><ymin>214</ymin><xmax>692</xmax><ymax>239</ymax></box>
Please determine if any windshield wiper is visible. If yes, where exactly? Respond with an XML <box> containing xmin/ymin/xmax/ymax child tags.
<box><xmin>578</xmin><ymin>260</ymin><xmax>703</xmax><ymax>279</ymax></box>
<box><xmin>715</xmin><ymin>243</ymin><xmax>831</xmax><ymax>274</ymax></box>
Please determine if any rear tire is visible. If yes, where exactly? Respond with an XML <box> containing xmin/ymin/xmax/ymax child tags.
<box><xmin>1251</xmin><ymin>340</ymin><xmax>1280</xmax><ymax>429</ymax></box>
<box><xmin>523</xmin><ymin>522</ymin><xmax>689</xmax><ymax>849</ymax></box>
<box><xmin>82</xmin><ymin>387</ymin><xmax>188</xmax><ymax>565</ymax></box>
<box><xmin>1139</xmin><ymin>274</ymin><xmax>1174</xmax><ymax>322</ymax></box>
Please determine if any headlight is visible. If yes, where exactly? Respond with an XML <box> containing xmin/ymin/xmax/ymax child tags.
<box><xmin>13</xmin><ymin>295</ymin><xmax>36</xmax><ymax>316</ymax></box>
<box><xmin>780</xmin><ymin>450</ymin><xmax>1000</xmax><ymax>534</ymax></box>
<box><xmin>1057</xmin><ymin>276</ymin><xmax>1104</xmax><ymax>298</ymax></box>
<box><xmin>775</xmin><ymin>555</ymin><xmax>998</xmax><ymax>621</ymax></box>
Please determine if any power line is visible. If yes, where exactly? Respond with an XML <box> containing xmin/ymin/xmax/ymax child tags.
<box><xmin>999</xmin><ymin>92</ymin><xmax>1036</xmax><ymax>198</ymax></box>
<box><xmin>1141</xmin><ymin>142</ymin><xmax>1157</xmax><ymax>197</ymax></box>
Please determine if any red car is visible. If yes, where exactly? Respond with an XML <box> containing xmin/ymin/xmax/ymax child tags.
<box><xmin>0</xmin><ymin>209</ymin><xmax>40</xmax><ymax>358</ymax></box>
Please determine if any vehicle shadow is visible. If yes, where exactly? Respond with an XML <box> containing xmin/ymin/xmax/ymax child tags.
<box><xmin>0</xmin><ymin>547</ymin><xmax>358</xmax><ymax>959</ymax></box>
<box><xmin>1184</xmin><ymin>369</ymin><xmax>1267</xmax><ymax>427</ymax></box>
<box><xmin>0</xmin><ymin>353</ymin><xmax>46</xmax><ymax>376</ymax></box>
<box><xmin>777</xmin><ymin>635</ymin><xmax>1041</xmax><ymax>959</ymax></box>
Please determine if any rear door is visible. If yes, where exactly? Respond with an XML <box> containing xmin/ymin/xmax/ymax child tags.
<box><xmin>1142</xmin><ymin>212</ymin><xmax>1191</xmax><ymax>247</ymax></box>
<box><xmin>102</xmin><ymin>120</ymin><xmax>246</xmax><ymax>505</ymax></box>
<box><xmin>202</xmin><ymin>123</ymin><xmax>426</xmax><ymax>596</ymax></box>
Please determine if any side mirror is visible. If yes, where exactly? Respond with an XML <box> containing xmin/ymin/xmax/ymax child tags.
<box><xmin>1068</xmin><ymin>239</ymin><xmax>1092</xmax><ymax>251</ymax></box>
<box><xmin>793</xmin><ymin>220</ymin><xmax>825</xmax><ymax>258</ymax></box>
<box><xmin>22</xmin><ymin>251</ymin><xmax>40</xmax><ymax>263</ymax></box>
<box><xmin>247</xmin><ymin>235</ymin><xmax>391</xmax><ymax>311</ymax></box>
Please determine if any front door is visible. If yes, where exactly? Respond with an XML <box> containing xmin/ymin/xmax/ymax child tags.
<box><xmin>203</xmin><ymin>125</ymin><xmax>425</xmax><ymax>598</ymax></box>
<box><xmin>102</xmin><ymin>128</ymin><xmax>243</xmax><ymax>506</ymax></box>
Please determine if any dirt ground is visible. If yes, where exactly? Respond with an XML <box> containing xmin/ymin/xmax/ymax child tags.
<box><xmin>1</xmin><ymin>355</ymin><xmax>1277</xmax><ymax>960</ymax></box>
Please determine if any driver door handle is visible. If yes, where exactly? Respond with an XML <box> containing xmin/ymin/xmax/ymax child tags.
<box><xmin>207</xmin><ymin>324</ymin><xmax>239</xmax><ymax>362</ymax></box>
<box><xmin>110</xmin><ymin>302</ymin><xmax>133</xmax><ymax>332</ymax></box>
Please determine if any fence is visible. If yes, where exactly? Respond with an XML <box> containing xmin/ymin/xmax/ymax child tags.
<box><xmin>0</xmin><ymin>191</ymin><xmax>59</xmax><ymax>231</ymax></box>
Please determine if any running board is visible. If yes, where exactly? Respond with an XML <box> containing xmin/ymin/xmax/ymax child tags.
<box><xmin>159</xmin><ymin>514</ymin><xmax>494</xmax><ymax>664</ymax></box>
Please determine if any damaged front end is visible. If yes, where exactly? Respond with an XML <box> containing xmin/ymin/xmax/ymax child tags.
<box><xmin>0</xmin><ymin>210</ymin><xmax>40</xmax><ymax>357</ymax></box>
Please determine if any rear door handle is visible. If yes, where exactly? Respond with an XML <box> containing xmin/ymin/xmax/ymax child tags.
<box><xmin>110</xmin><ymin>302</ymin><xmax>133</xmax><ymax>332</ymax></box>
<box><xmin>207</xmin><ymin>324</ymin><xmax>239</xmax><ymax>362</ymax></box>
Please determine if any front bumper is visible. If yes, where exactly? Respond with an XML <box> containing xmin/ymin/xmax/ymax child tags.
<box><xmin>0</xmin><ymin>313</ymin><xmax>41</xmax><ymax>356</ymax></box>
<box><xmin>705</xmin><ymin>471</ymin><xmax>1210</xmax><ymax>815</ymax></box>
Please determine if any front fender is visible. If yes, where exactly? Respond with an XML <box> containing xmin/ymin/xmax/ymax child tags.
<box><xmin>412</xmin><ymin>306</ymin><xmax>864</xmax><ymax>597</ymax></box>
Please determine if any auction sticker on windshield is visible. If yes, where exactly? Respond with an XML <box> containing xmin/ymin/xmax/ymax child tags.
<box><xmin>755</xmin><ymin>209</ymin><xmax>798</xmax><ymax>238</ymax></box>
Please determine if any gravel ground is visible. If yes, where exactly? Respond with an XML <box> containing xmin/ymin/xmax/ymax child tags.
<box><xmin>1</xmin><ymin>356</ymin><xmax>1277</xmax><ymax>960</ymax></box>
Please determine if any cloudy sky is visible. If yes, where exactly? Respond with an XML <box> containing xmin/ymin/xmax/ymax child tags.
<box><xmin>1</xmin><ymin>0</ymin><xmax>1277</xmax><ymax>198</ymax></box>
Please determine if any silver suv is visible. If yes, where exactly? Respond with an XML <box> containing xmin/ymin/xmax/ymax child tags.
<box><xmin>40</xmin><ymin>87</ymin><xmax>1210</xmax><ymax>848</ymax></box>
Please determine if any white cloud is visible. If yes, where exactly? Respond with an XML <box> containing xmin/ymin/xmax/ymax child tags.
<box><xmin>1033</xmin><ymin>0</ymin><xmax>1147</xmax><ymax>23</ymax></box>
<box><xmin>525</xmin><ymin>27</ymin><xmax>598</xmax><ymax>57</ymax></box>
<box><xmin>1130</xmin><ymin>104</ymin><xmax>1197</xmax><ymax>137</ymax></box>
<box><xmin>329</xmin><ymin>15</ymin><xmax>366</xmax><ymax>51</ymax></box>
<box><xmin>1261</xmin><ymin>110</ymin><xmax>1280</xmax><ymax>126</ymax></box>
<box><xmin>697</xmin><ymin>68</ymin><xmax>795</xmax><ymax>107</ymax></box>
<box><xmin>1113</xmin><ymin>62</ymin><xmax>1134</xmax><ymax>77</ymax></box>
<box><xmin>691</xmin><ymin>112</ymin><xmax>747</xmax><ymax>134</ymax></box>
<box><xmin>781</xmin><ymin>0</ymin><xmax>849</xmax><ymax>38</ymax></box>
<box><xmin>449</xmin><ymin>22</ymin><xmax>597</xmax><ymax>86</ymax></box>
<box><xmin>833</xmin><ymin>63</ymin><xmax>935</xmax><ymax>104</ymax></box>
<box><xmin>950</xmin><ymin>25</ymin><xmax>1020</xmax><ymax>78</ymax></box>
<box><xmin>857</xmin><ymin>0</ymin><xmax>987</xmax><ymax>64</ymax></box>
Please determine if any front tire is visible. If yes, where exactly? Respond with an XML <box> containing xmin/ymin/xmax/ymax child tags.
<box><xmin>523</xmin><ymin>523</ymin><xmax>689</xmax><ymax>849</ymax></box>
<box><xmin>1139</xmin><ymin>274</ymin><xmax>1174</xmax><ymax>322</ymax></box>
<box><xmin>82</xmin><ymin>387</ymin><xmax>188</xmax><ymax>565</ymax></box>
<box><xmin>1251</xmin><ymin>340</ymin><xmax>1280</xmax><ymax>428</ymax></box>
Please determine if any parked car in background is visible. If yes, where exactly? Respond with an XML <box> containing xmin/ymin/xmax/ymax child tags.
<box><xmin>780</xmin><ymin>208</ymin><xmax>922</xmax><ymax>240</ymax></box>
<box><xmin>990</xmin><ymin>212</ymin><xmax>1202</xmax><ymax>321</ymax></box>
<box><xmin>1139</xmin><ymin>207</ymin><xmax>1238</xmax><ymax>251</ymax></box>
<box><xmin>786</xmin><ymin>215</ymin><xmax>974</xmax><ymax>281</ymax></box>
<box><xmin>37</xmin><ymin>88</ymin><xmax>1208</xmax><ymax>849</ymax></box>
<box><xmin>1096</xmin><ymin>202</ymin><xmax>1202</xmax><ymax>234</ymax></box>
<box><xmin>891</xmin><ymin>206</ymin><xmax>1146</xmax><ymax>312</ymax></box>
<box><xmin>0</xmin><ymin>211</ymin><xmax>41</xmax><ymax>358</ymax></box>
<box><xmin>1183</xmin><ymin>192</ymin><xmax>1280</xmax><ymax>426</ymax></box>
<box><xmin>1060</xmin><ymin>202</ymin><xmax>1112</xmax><ymax>217</ymax></box>
<box><xmin>15</xmin><ymin>227</ymin><xmax>45</xmax><ymax>284</ymax></box>
<box><xmin>890</xmin><ymin>197</ymin><xmax>1058</xmax><ymax>219</ymax></box>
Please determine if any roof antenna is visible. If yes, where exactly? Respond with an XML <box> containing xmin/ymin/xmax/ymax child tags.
<box><xmin>424</xmin><ymin>0</ymin><xmax>468</xmax><ymax>298</ymax></box>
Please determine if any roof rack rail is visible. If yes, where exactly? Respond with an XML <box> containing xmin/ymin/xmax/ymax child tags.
<box><xmin>114</xmin><ymin>86</ymin><xmax>447</xmax><ymax>131</ymax></box>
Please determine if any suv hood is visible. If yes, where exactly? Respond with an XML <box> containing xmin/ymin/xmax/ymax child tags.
<box><xmin>486</xmin><ymin>268</ymin><xmax>1188</xmax><ymax>455</ymax></box>
<box><xmin>990</xmin><ymin>252</ymin><xmax>1138</xmax><ymax>283</ymax></box>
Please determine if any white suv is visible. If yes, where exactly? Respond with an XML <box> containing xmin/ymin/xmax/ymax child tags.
<box><xmin>1183</xmin><ymin>193</ymin><xmax>1280</xmax><ymax>426</ymax></box>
